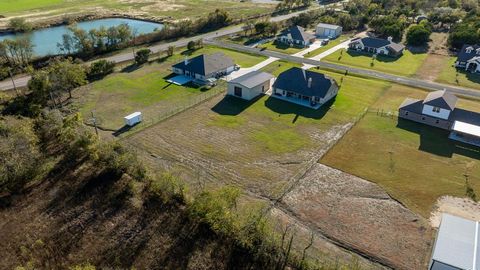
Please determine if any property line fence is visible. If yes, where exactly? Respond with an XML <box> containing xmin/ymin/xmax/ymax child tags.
<box><xmin>115</xmin><ymin>86</ymin><xmax>226</xmax><ymax>138</ymax></box>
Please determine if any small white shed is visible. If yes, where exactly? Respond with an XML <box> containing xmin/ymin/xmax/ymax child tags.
<box><xmin>227</xmin><ymin>71</ymin><xmax>274</xmax><ymax>101</ymax></box>
<box><xmin>124</xmin><ymin>112</ymin><xmax>142</xmax><ymax>127</ymax></box>
<box><xmin>315</xmin><ymin>23</ymin><xmax>342</xmax><ymax>38</ymax></box>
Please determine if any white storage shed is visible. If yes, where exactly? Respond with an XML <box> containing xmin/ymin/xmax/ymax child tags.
<box><xmin>315</xmin><ymin>23</ymin><xmax>342</xmax><ymax>38</ymax></box>
<box><xmin>124</xmin><ymin>112</ymin><xmax>142</xmax><ymax>127</ymax></box>
<box><xmin>227</xmin><ymin>71</ymin><xmax>274</xmax><ymax>101</ymax></box>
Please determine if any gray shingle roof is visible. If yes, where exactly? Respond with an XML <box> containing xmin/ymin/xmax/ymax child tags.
<box><xmin>280</xmin><ymin>25</ymin><xmax>314</xmax><ymax>42</ymax></box>
<box><xmin>316</xmin><ymin>23</ymin><xmax>342</xmax><ymax>30</ymax></box>
<box><xmin>423</xmin><ymin>90</ymin><xmax>458</xmax><ymax>111</ymax></box>
<box><xmin>172</xmin><ymin>53</ymin><xmax>235</xmax><ymax>76</ymax></box>
<box><xmin>272</xmin><ymin>67</ymin><xmax>337</xmax><ymax>98</ymax></box>
<box><xmin>457</xmin><ymin>44</ymin><xmax>480</xmax><ymax>63</ymax></box>
<box><xmin>229</xmin><ymin>71</ymin><xmax>274</xmax><ymax>88</ymax></box>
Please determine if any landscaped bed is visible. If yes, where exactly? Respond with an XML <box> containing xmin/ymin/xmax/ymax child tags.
<box><xmin>322</xmin><ymin>48</ymin><xmax>428</xmax><ymax>77</ymax></box>
<box><xmin>321</xmin><ymin>84</ymin><xmax>480</xmax><ymax>217</ymax></box>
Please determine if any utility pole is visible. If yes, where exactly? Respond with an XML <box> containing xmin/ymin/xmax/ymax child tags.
<box><xmin>91</xmin><ymin>111</ymin><xmax>99</xmax><ymax>136</ymax></box>
<box><xmin>8</xmin><ymin>68</ymin><xmax>19</xmax><ymax>96</ymax></box>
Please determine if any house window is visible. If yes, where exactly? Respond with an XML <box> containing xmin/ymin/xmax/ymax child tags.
<box><xmin>405</xmin><ymin>112</ymin><xmax>409</xmax><ymax>116</ymax></box>
<box><xmin>314</xmin><ymin>97</ymin><xmax>320</xmax><ymax>102</ymax></box>
<box><xmin>432</xmin><ymin>107</ymin><xmax>441</xmax><ymax>113</ymax></box>
<box><xmin>261</xmin><ymin>85</ymin><xmax>265</xmax><ymax>93</ymax></box>
<box><xmin>234</xmin><ymin>86</ymin><xmax>242</xmax><ymax>97</ymax></box>
<box><xmin>436</xmin><ymin>120</ymin><xmax>440</xmax><ymax>124</ymax></box>
<box><xmin>422</xmin><ymin>117</ymin><xmax>426</xmax><ymax>121</ymax></box>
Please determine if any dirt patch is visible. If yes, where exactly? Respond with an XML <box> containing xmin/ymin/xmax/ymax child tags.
<box><xmin>279</xmin><ymin>163</ymin><xmax>433</xmax><ymax>270</ymax></box>
<box><xmin>430</xmin><ymin>196</ymin><xmax>480</xmax><ymax>227</ymax></box>
<box><xmin>415</xmin><ymin>54</ymin><xmax>449</xmax><ymax>81</ymax></box>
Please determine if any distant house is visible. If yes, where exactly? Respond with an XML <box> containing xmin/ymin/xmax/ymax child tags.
<box><xmin>172</xmin><ymin>53</ymin><xmax>236</xmax><ymax>84</ymax></box>
<box><xmin>399</xmin><ymin>90</ymin><xmax>480</xmax><ymax>146</ymax></box>
<box><xmin>348</xmin><ymin>37</ymin><xmax>405</xmax><ymax>57</ymax></box>
<box><xmin>315</xmin><ymin>23</ymin><xmax>342</xmax><ymax>39</ymax></box>
<box><xmin>272</xmin><ymin>67</ymin><xmax>339</xmax><ymax>109</ymax></box>
<box><xmin>429</xmin><ymin>214</ymin><xmax>480</xmax><ymax>270</ymax></box>
<box><xmin>455</xmin><ymin>44</ymin><xmax>480</xmax><ymax>73</ymax></box>
<box><xmin>415</xmin><ymin>15</ymin><xmax>428</xmax><ymax>24</ymax></box>
<box><xmin>276</xmin><ymin>25</ymin><xmax>316</xmax><ymax>48</ymax></box>
<box><xmin>227</xmin><ymin>71</ymin><xmax>274</xmax><ymax>101</ymax></box>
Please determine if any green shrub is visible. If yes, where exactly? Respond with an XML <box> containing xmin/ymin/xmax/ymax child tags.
<box><xmin>134</xmin><ymin>49</ymin><xmax>151</xmax><ymax>65</ymax></box>
<box><xmin>88</xmin><ymin>60</ymin><xmax>115</xmax><ymax>80</ymax></box>
<box><xmin>8</xmin><ymin>18</ymin><xmax>32</xmax><ymax>32</ymax></box>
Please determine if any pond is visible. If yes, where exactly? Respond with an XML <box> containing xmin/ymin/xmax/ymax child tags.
<box><xmin>0</xmin><ymin>18</ymin><xmax>164</xmax><ymax>57</ymax></box>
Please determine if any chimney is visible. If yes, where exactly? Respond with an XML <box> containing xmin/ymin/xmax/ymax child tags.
<box><xmin>387</xmin><ymin>36</ymin><xmax>393</xmax><ymax>42</ymax></box>
<box><xmin>184</xmin><ymin>56</ymin><xmax>189</xmax><ymax>65</ymax></box>
<box><xmin>307</xmin><ymin>77</ymin><xmax>312</xmax><ymax>88</ymax></box>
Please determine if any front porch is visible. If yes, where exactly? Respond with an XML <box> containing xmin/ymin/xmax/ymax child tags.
<box><xmin>270</xmin><ymin>91</ymin><xmax>322</xmax><ymax>109</ymax></box>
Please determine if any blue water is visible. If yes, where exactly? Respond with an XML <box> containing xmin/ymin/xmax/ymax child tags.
<box><xmin>0</xmin><ymin>18</ymin><xmax>164</xmax><ymax>57</ymax></box>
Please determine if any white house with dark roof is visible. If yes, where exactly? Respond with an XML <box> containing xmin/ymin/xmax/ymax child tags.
<box><xmin>271</xmin><ymin>67</ymin><xmax>339</xmax><ymax>109</ymax></box>
<box><xmin>171</xmin><ymin>53</ymin><xmax>236</xmax><ymax>84</ymax></box>
<box><xmin>276</xmin><ymin>25</ymin><xmax>316</xmax><ymax>48</ymax></box>
<box><xmin>399</xmin><ymin>90</ymin><xmax>480</xmax><ymax>146</ymax></box>
<box><xmin>315</xmin><ymin>23</ymin><xmax>342</xmax><ymax>38</ymax></box>
<box><xmin>348</xmin><ymin>36</ymin><xmax>405</xmax><ymax>57</ymax></box>
<box><xmin>227</xmin><ymin>71</ymin><xmax>274</xmax><ymax>101</ymax></box>
<box><xmin>455</xmin><ymin>44</ymin><xmax>480</xmax><ymax>73</ymax></box>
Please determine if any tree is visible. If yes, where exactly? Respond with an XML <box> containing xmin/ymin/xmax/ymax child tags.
<box><xmin>88</xmin><ymin>60</ymin><xmax>115</xmax><ymax>80</ymax></box>
<box><xmin>135</xmin><ymin>49</ymin><xmax>151</xmax><ymax>65</ymax></box>
<box><xmin>47</xmin><ymin>58</ymin><xmax>87</xmax><ymax>99</ymax></box>
<box><xmin>166</xmin><ymin>46</ymin><xmax>175</xmax><ymax>57</ymax></box>
<box><xmin>0</xmin><ymin>38</ymin><xmax>34</xmax><ymax>70</ymax></box>
<box><xmin>187</xmin><ymin>40</ymin><xmax>197</xmax><ymax>51</ymax></box>
<box><xmin>406</xmin><ymin>24</ymin><xmax>432</xmax><ymax>46</ymax></box>
<box><xmin>8</xmin><ymin>18</ymin><xmax>32</xmax><ymax>32</ymax></box>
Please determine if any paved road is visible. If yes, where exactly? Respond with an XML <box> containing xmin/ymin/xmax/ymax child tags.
<box><xmin>207</xmin><ymin>39</ymin><xmax>480</xmax><ymax>99</ymax></box>
<box><xmin>0</xmin><ymin>9</ymin><xmax>313</xmax><ymax>91</ymax></box>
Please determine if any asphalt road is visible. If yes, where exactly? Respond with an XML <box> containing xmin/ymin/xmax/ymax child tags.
<box><xmin>206</xmin><ymin>39</ymin><xmax>480</xmax><ymax>99</ymax></box>
<box><xmin>0</xmin><ymin>9</ymin><xmax>312</xmax><ymax>91</ymax></box>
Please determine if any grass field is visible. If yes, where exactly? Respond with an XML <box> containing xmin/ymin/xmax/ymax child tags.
<box><xmin>77</xmin><ymin>46</ymin><xmax>266</xmax><ymax>130</ymax></box>
<box><xmin>0</xmin><ymin>0</ymin><xmax>275</xmax><ymax>21</ymax></box>
<box><xmin>321</xmin><ymin>84</ymin><xmax>480</xmax><ymax>217</ymax></box>
<box><xmin>435</xmin><ymin>57</ymin><xmax>480</xmax><ymax>90</ymax></box>
<box><xmin>322</xmin><ymin>48</ymin><xmax>428</xmax><ymax>77</ymax></box>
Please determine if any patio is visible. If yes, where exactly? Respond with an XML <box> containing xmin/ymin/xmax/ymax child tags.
<box><xmin>269</xmin><ymin>92</ymin><xmax>322</xmax><ymax>110</ymax></box>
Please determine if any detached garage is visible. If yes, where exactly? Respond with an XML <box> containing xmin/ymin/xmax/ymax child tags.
<box><xmin>315</xmin><ymin>23</ymin><xmax>342</xmax><ymax>39</ymax></box>
<box><xmin>227</xmin><ymin>71</ymin><xmax>274</xmax><ymax>101</ymax></box>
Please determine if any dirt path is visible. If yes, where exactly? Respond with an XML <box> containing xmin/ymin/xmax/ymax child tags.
<box><xmin>415</xmin><ymin>54</ymin><xmax>449</xmax><ymax>82</ymax></box>
<box><xmin>430</xmin><ymin>196</ymin><xmax>480</xmax><ymax>227</ymax></box>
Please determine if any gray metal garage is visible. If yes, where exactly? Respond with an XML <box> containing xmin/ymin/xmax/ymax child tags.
<box><xmin>315</xmin><ymin>23</ymin><xmax>342</xmax><ymax>39</ymax></box>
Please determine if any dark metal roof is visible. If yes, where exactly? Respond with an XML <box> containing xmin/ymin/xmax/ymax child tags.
<box><xmin>360</xmin><ymin>37</ymin><xmax>391</xmax><ymax>48</ymax></box>
<box><xmin>172</xmin><ymin>53</ymin><xmax>235</xmax><ymax>76</ymax></box>
<box><xmin>399</xmin><ymin>98</ymin><xmax>423</xmax><ymax>113</ymax></box>
<box><xmin>280</xmin><ymin>25</ymin><xmax>314</xmax><ymax>42</ymax></box>
<box><xmin>272</xmin><ymin>67</ymin><xmax>337</xmax><ymax>98</ymax></box>
<box><xmin>456</xmin><ymin>44</ymin><xmax>480</xmax><ymax>63</ymax></box>
<box><xmin>423</xmin><ymin>90</ymin><xmax>458</xmax><ymax>111</ymax></box>
<box><xmin>229</xmin><ymin>71</ymin><xmax>274</xmax><ymax>88</ymax></box>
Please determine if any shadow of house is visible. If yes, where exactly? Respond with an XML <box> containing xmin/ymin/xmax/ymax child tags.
<box><xmin>211</xmin><ymin>94</ymin><xmax>262</xmax><ymax>116</ymax></box>
<box><xmin>265</xmin><ymin>96</ymin><xmax>335</xmax><ymax>122</ymax></box>
<box><xmin>396</xmin><ymin>118</ymin><xmax>480</xmax><ymax>159</ymax></box>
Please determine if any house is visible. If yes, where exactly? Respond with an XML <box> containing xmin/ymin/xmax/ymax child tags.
<box><xmin>399</xmin><ymin>90</ymin><xmax>480</xmax><ymax>147</ymax></box>
<box><xmin>172</xmin><ymin>53</ymin><xmax>236</xmax><ymax>84</ymax></box>
<box><xmin>429</xmin><ymin>213</ymin><xmax>480</xmax><ymax>270</ymax></box>
<box><xmin>348</xmin><ymin>36</ymin><xmax>405</xmax><ymax>57</ymax></box>
<box><xmin>415</xmin><ymin>15</ymin><xmax>428</xmax><ymax>24</ymax></box>
<box><xmin>227</xmin><ymin>71</ymin><xmax>274</xmax><ymax>100</ymax></box>
<box><xmin>272</xmin><ymin>67</ymin><xmax>339</xmax><ymax>109</ymax></box>
<box><xmin>276</xmin><ymin>25</ymin><xmax>316</xmax><ymax>48</ymax></box>
<box><xmin>315</xmin><ymin>23</ymin><xmax>342</xmax><ymax>39</ymax></box>
<box><xmin>454</xmin><ymin>44</ymin><xmax>480</xmax><ymax>73</ymax></box>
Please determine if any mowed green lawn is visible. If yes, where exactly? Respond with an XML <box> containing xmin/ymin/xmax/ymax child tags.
<box><xmin>435</xmin><ymin>57</ymin><xmax>480</xmax><ymax>90</ymax></box>
<box><xmin>322</xmin><ymin>48</ymin><xmax>428</xmax><ymax>77</ymax></box>
<box><xmin>321</xmin><ymin>84</ymin><xmax>480</xmax><ymax>217</ymax></box>
<box><xmin>77</xmin><ymin>46</ymin><xmax>266</xmax><ymax>130</ymax></box>
<box><xmin>259</xmin><ymin>40</ymin><xmax>305</xmax><ymax>55</ymax></box>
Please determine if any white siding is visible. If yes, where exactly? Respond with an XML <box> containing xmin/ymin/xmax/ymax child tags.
<box><xmin>422</xmin><ymin>104</ymin><xmax>451</xmax><ymax>120</ymax></box>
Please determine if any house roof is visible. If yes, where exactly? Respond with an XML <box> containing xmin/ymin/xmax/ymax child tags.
<box><xmin>272</xmin><ymin>67</ymin><xmax>336</xmax><ymax>98</ymax></box>
<box><xmin>355</xmin><ymin>37</ymin><xmax>404</xmax><ymax>51</ymax></box>
<box><xmin>430</xmin><ymin>214</ymin><xmax>480</xmax><ymax>270</ymax></box>
<box><xmin>457</xmin><ymin>44</ymin><xmax>480</xmax><ymax>63</ymax></box>
<box><xmin>280</xmin><ymin>25</ymin><xmax>314</xmax><ymax>42</ymax></box>
<box><xmin>423</xmin><ymin>90</ymin><xmax>458</xmax><ymax>111</ymax></box>
<box><xmin>316</xmin><ymin>23</ymin><xmax>342</xmax><ymax>30</ymax></box>
<box><xmin>172</xmin><ymin>53</ymin><xmax>235</xmax><ymax>76</ymax></box>
<box><xmin>399</xmin><ymin>98</ymin><xmax>423</xmax><ymax>113</ymax></box>
<box><xmin>229</xmin><ymin>71</ymin><xmax>274</xmax><ymax>89</ymax></box>
<box><xmin>452</xmin><ymin>121</ymin><xmax>480</xmax><ymax>137</ymax></box>
<box><xmin>387</xmin><ymin>43</ymin><xmax>406</xmax><ymax>53</ymax></box>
